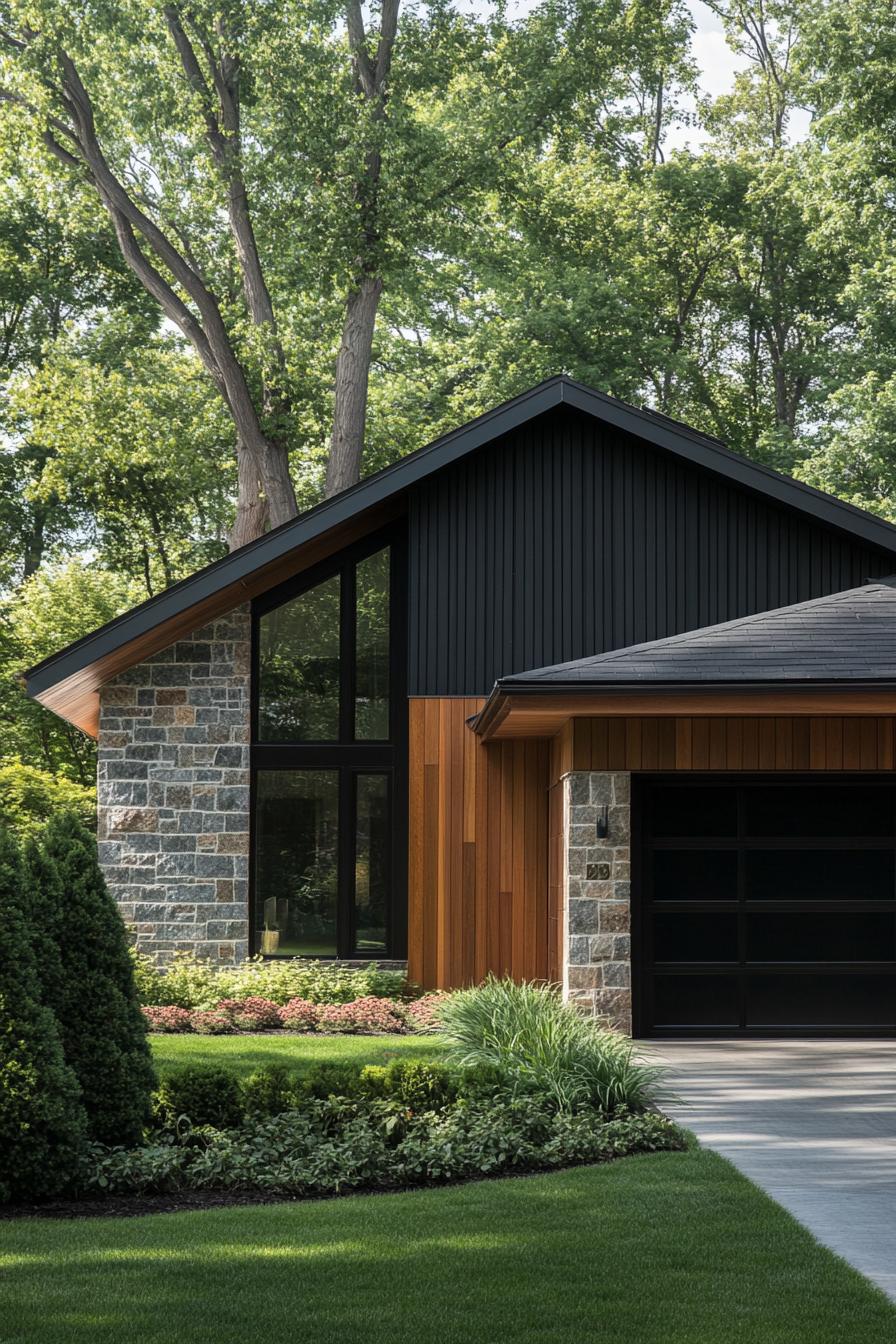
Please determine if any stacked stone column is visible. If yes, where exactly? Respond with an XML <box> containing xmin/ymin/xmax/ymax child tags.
<box><xmin>563</xmin><ymin>771</ymin><xmax>632</xmax><ymax>1032</ymax></box>
<box><xmin>96</xmin><ymin>608</ymin><xmax>251</xmax><ymax>964</ymax></box>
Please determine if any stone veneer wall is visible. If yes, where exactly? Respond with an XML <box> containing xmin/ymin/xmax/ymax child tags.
<box><xmin>563</xmin><ymin>771</ymin><xmax>632</xmax><ymax>1032</ymax></box>
<box><xmin>97</xmin><ymin>607</ymin><xmax>251</xmax><ymax>965</ymax></box>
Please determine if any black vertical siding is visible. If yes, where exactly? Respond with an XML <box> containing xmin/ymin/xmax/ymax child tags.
<box><xmin>407</xmin><ymin>407</ymin><xmax>894</xmax><ymax>695</ymax></box>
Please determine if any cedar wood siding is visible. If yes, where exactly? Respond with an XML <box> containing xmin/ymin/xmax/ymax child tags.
<box><xmin>405</xmin><ymin>406</ymin><xmax>896</xmax><ymax>989</ymax></box>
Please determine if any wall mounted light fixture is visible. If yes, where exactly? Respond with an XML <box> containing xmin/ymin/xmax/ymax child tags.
<box><xmin>595</xmin><ymin>804</ymin><xmax>609</xmax><ymax>839</ymax></box>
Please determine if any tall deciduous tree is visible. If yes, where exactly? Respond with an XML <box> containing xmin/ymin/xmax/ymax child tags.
<box><xmin>0</xmin><ymin>0</ymin><xmax>688</xmax><ymax>545</ymax></box>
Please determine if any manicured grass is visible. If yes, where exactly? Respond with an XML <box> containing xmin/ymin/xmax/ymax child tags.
<box><xmin>2</xmin><ymin>1148</ymin><xmax>893</xmax><ymax>1344</ymax></box>
<box><xmin>150</xmin><ymin>1032</ymin><xmax>449</xmax><ymax>1078</ymax></box>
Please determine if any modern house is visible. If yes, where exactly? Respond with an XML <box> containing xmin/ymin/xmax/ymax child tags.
<box><xmin>25</xmin><ymin>376</ymin><xmax>896</xmax><ymax>1038</ymax></box>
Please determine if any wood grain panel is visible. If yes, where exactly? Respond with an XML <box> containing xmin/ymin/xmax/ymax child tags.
<box><xmin>408</xmin><ymin>698</ymin><xmax>549</xmax><ymax>990</ymax></box>
<box><xmin>552</xmin><ymin>716</ymin><xmax>896</xmax><ymax>778</ymax></box>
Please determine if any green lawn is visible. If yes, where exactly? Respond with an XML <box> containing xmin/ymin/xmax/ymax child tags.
<box><xmin>150</xmin><ymin>1032</ymin><xmax>450</xmax><ymax>1078</ymax></box>
<box><xmin>2</xmin><ymin>1148</ymin><xmax>893</xmax><ymax>1344</ymax></box>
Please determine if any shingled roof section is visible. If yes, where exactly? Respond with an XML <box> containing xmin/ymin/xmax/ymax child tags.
<box><xmin>499</xmin><ymin>583</ymin><xmax>896</xmax><ymax>689</ymax></box>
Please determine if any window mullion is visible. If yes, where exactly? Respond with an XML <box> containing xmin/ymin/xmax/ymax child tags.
<box><xmin>341</xmin><ymin>559</ymin><xmax>357</xmax><ymax>743</ymax></box>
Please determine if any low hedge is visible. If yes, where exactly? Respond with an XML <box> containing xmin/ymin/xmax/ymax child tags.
<box><xmin>88</xmin><ymin>1091</ymin><xmax>685</xmax><ymax>1198</ymax></box>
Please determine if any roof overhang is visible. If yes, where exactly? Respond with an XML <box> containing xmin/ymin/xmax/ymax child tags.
<box><xmin>472</xmin><ymin>682</ymin><xmax>896</xmax><ymax>740</ymax></box>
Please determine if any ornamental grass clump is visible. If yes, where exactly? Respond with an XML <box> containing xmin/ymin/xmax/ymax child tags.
<box><xmin>437</xmin><ymin>977</ymin><xmax>664</xmax><ymax>1114</ymax></box>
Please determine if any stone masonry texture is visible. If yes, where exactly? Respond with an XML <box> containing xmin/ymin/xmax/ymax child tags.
<box><xmin>563</xmin><ymin>771</ymin><xmax>631</xmax><ymax>1032</ymax></box>
<box><xmin>97</xmin><ymin>607</ymin><xmax>251</xmax><ymax>965</ymax></box>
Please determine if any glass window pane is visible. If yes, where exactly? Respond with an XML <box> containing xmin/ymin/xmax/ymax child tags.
<box><xmin>648</xmin><ymin>787</ymin><xmax>737</xmax><ymax>838</ymax></box>
<box><xmin>747</xmin><ymin>973</ymin><xmax>896</xmax><ymax>1028</ymax></box>
<box><xmin>744</xmin><ymin>785</ymin><xmax>894</xmax><ymax>838</ymax></box>
<box><xmin>652</xmin><ymin>850</ymin><xmax>738</xmax><ymax>901</ymax></box>
<box><xmin>653</xmin><ymin>913</ymin><xmax>739</xmax><ymax>963</ymax></box>
<box><xmin>746</xmin><ymin>912</ymin><xmax>896</xmax><ymax>963</ymax></box>
<box><xmin>744</xmin><ymin>850</ymin><xmax>894</xmax><ymax>901</ymax></box>
<box><xmin>255</xmin><ymin>770</ymin><xmax>339</xmax><ymax>957</ymax></box>
<box><xmin>355</xmin><ymin>774</ymin><xmax>389</xmax><ymax>955</ymax></box>
<box><xmin>258</xmin><ymin>574</ymin><xmax>341</xmax><ymax>740</ymax></box>
<box><xmin>652</xmin><ymin>974</ymin><xmax>740</xmax><ymax>1028</ymax></box>
<box><xmin>355</xmin><ymin>548</ymin><xmax>390</xmax><ymax>739</ymax></box>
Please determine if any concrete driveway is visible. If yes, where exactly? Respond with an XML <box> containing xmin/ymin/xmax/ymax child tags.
<box><xmin>648</xmin><ymin>1040</ymin><xmax>896</xmax><ymax>1300</ymax></box>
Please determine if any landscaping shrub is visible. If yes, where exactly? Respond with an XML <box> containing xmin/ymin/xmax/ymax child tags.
<box><xmin>34</xmin><ymin>811</ymin><xmax>157</xmax><ymax>1145</ymax></box>
<box><xmin>148</xmin><ymin>952</ymin><xmax>409</xmax><ymax>1010</ymax></box>
<box><xmin>128</xmin><ymin>947</ymin><xmax>167</xmax><ymax>1006</ymax></box>
<box><xmin>279</xmin><ymin>996</ymin><xmax>319</xmax><ymax>1030</ymax></box>
<box><xmin>0</xmin><ymin>827</ymin><xmax>87</xmax><ymax>1202</ymax></box>
<box><xmin>299</xmin><ymin>1061</ymin><xmax>372</xmax><ymax>1101</ymax></box>
<box><xmin>220</xmin><ymin>996</ymin><xmax>283</xmax><ymax>1029</ymax></box>
<box><xmin>189</xmin><ymin>1010</ymin><xmax>234</xmax><ymax>1035</ymax></box>
<box><xmin>361</xmin><ymin>1060</ymin><xmax>459</xmax><ymax>1109</ymax></box>
<box><xmin>316</xmin><ymin>995</ymin><xmax>408</xmax><ymax>1034</ymax></box>
<box><xmin>437</xmin><ymin>977</ymin><xmax>663</xmax><ymax>1113</ymax></box>
<box><xmin>142</xmin><ymin>1006</ymin><xmax>192</xmax><ymax>1033</ymax></box>
<box><xmin>156</xmin><ymin>1066</ymin><xmax>244</xmax><ymax>1130</ymax></box>
<box><xmin>241</xmin><ymin>1065</ymin><xmax>297</xmax><ymax>1118</ymax></box>
<box><xmin>406</xmin><ymin>992</ymin><xmax>447</xmax><ymax>1033</ymax></box>
<box><xmin>0</xmin><ymin>762</ymin><xmax>94</xmax><ymax>842</ymax></box>
<box><xmin>86</xmin><ymin>1095</ymin><xmax>685</xmax><ymax>1197</ymax></box>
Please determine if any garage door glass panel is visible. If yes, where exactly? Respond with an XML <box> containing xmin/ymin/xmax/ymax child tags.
<box><xmin>747</xmin><ymin>912</ymin><xmax>896</xmax><ymax>963</ymax></box>
<box><xmin>652</xmin><ymin>975</ymin><xmax>739</xmax><ymax>1028</ymax></box>
<box><xmin>648</xmin><ymin>787</ymin><xmax>737</xmax><ymax>838</ymax></box>
<box><xmin>652</xmin><ymin>850</ymin><xmax>738</xmax><ymax>901</ymax></box>
<box><xmin>653</xmin><ymin>913</ymin><xmax>739</xmax><ymax>963</ymax></box>
<box><xmin>744</xmin><ymin>850</ymin><xmax>893</xmax><ymax>901</ymax></box>
<box><xmin>748</xmin><ymin>974</ymin><xmax>896</xmax><ymax>1028</ymax></box>
<box><xmin>744</xmin><ymin>786</ymin><xmax>894</xmax><ymax>838</ymax></box>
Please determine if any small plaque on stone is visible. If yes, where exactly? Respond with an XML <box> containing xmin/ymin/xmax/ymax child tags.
<box><xmin>586</xmin><ymin>862</ymin><xmax>611</xmax><ymax>881</ymax></box>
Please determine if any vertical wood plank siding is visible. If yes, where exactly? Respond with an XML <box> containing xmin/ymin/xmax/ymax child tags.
<box><xmin>549</xmin><ymin>716</ymin><xmax>896</xmax><ymax>780</ymax></box>
<box><xmin>408</xmin><ymin>698</ymin><xmax>549</xmax><ymax>989</ymax></box>
<box><xmin>407</xmin><ymin>407</ymin><xmax>891</xmax><ymax>695</ymax></box>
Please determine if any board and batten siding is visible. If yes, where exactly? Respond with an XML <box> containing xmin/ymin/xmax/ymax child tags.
<box><xmin>407</xmin><ymin>406</ymin><xmax>892</xmax><ymax>696</ymax></box>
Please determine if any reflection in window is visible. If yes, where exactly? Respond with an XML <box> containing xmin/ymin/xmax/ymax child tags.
<box><xmin>355</xmin><ymin>774</ymin><xmax>389</xmax><ymax>954</ymax></box>
<box><xmin>255</xmin><ymin>770</ymin><xmax>339</xmax><ymax>957</ymax></box>
<box><xmin>355</xmin><ymin>549</ymin><xmax>390</xmax><ymax>739</ymax></box>
<box><xmin>257</xmin><ymin>574</ymin><xmax>340</xmax><ymax>740</ymax></box>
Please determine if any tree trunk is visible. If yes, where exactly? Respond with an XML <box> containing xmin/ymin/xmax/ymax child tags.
<box><xmin>326</xmin><ymin>274</ymin><xmax>384</xmax><ymax>497</ymax></box>
<box><xmin>230</xmin><ymin>438</ymin><xmax>269</xmax><ymax>550</ymax></box>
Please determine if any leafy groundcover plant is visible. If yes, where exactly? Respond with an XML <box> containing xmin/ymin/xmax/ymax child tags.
<box><xmin>88</xmin><ymin>1060</ymin><xmax>684</xmax><ymax>1199</ymax></box>
<box><xmin>437</xmin><ymin>977</ymin><xmax>664</xmax><ymax>1113</ymax></box>
<box><xmin>132</xmin><ymin>951</ymin><xmax>410</xmax><ymax>1011</ymax></box>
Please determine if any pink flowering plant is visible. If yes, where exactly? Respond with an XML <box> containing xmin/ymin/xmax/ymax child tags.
<box><xmin>142</xmin><ymin>1005</ymin><xmax>192</xmax><ymax>1033</ymax></box>
<box><xmin>216</xmin><ymin>996</ymin><xmax>282</xmax><ymax>1030</ymax></box>
<box><xmin>316</xmin><ymin>995</ymin><xmax>409</xmax><ymax>1035</ymax></box>
<box><xmin>189</xmin><ymin>1010</ymin><xmax>234</xmax><ymax>1035</ymax></box>
<box><xmin>405</xmin><ymin>993</ymin><xmax>447</xmax><ymax>1034</ymax></box>
<box><xmin>279</xmin><ymin>997</ymin><xmax>319</xmax><ymax>1031</ymax></box>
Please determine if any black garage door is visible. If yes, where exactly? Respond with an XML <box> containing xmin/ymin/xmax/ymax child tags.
<box><xmin>635</xmin><ymin>778</ymin><xmax>896</xmax><ymax>1036</ymax></box>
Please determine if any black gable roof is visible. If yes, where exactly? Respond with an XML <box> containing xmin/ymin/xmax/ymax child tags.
<box><xmin>24</xmin><ymin>375</ymin><xmax>896</xmax><ymax>732</ymax></box>
<box><xmin>498</xmin><ymin>583</ymin><xmax>896</xmax><ymax>690</ymax></box>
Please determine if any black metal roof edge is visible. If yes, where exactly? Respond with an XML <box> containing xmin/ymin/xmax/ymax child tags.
<box><xmin>25</xmin><ymin>377</ymin><xmax>566</xmax><ymax>695</ymax></box>
<box><xmin>492</xmin><ymin>677</ymin><xmax>896</xmax><ymax>694</ymax></box>
<box><xmin>25</xmin><ymin>373</ymin><xmax>896</xmax><ymax>699</ymax></box>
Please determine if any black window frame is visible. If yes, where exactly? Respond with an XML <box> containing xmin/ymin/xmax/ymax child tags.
<box><xmin>249</xmin><ymin>525</ymin><xmax>407</xmax><ymax>959</ymax></box>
